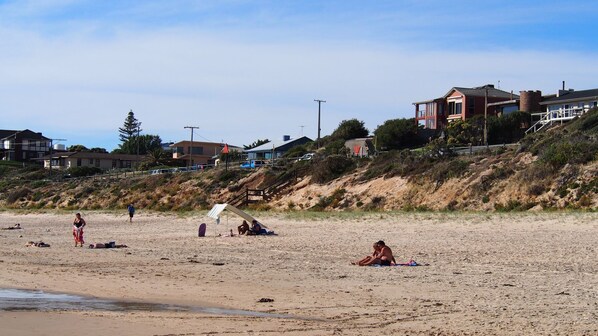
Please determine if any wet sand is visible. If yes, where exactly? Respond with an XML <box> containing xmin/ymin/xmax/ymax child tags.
<box><xmin>0</xmin><ymin>211</ymin><xmax>596</xmax><ymax>335</ymax></box>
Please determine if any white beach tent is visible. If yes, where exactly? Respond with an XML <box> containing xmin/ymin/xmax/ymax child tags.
<box><xmin>207</xmin><ymin>203</ymin><xmax>267</xmax><ymax>228</ymax></box>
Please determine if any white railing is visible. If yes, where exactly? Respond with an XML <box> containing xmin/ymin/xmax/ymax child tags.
<box><xmin>525</xmin><ymin>107</ymin><xmax>586</xmax><ymax>134</ymax></box>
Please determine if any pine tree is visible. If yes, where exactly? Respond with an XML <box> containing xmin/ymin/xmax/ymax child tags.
<box><xmin>118</xmin><ymin>109</ymin><xmax>142</xmax><ymax>143</ymax></box>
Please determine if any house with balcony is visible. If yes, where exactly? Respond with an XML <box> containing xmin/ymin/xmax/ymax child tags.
<box><xmin>414</xmin><ymin>84</ymin><xmax>519</xmax><ymax>130</ymax></box>
<box><xmin>0</xmin><ymin>129</ymin><xmax>51</xmax><ymax>163</ymax></box>
<box><xmin>42</xmin><ymin>151</ymin><xmax>143</xmax><ymax>170</ymax></box>
<box><xmin>526</xmin><ymin>88</ymin><xmax>598</xmax><ymax>133</ymax></box>
<box><xmin>170</xmin><ymin>140</ymin><xmax>242</xmax><ymax>165</ymax></box>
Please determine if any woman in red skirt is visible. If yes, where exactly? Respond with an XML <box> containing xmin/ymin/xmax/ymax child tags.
<box><xmin>72</xmin><ymin>213</ymin><xmax>86</xmax><ymax>247</ymax></box>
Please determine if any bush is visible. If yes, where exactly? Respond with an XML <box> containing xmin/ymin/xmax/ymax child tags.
<box><xmin>67</xmin><ymin>166</ymin><xmax>102</xmax><ymax>177</ymax></box>
<box><xmin>311</xmin><ymin>155</ymin><xmax>355</xmax><ymax>184</ymax></box>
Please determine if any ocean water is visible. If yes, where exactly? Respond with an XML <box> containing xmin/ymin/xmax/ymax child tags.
<box><xmin>0</xmin><ymin>288</ymin><xmax>292</xmax><ymax>318</ymax></box>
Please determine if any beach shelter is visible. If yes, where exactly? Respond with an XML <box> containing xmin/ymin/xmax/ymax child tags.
<box><xmin>207</xmin><ymin>203</ymin><xmax>267</xmax><ymax>228</ymax></box>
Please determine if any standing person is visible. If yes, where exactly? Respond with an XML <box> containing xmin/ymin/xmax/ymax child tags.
<box><xmin>73</xmin><ymin>213</ymin><xmax>86</xmax><ymax>247</ymax></box>
<box><xmin>127</xmin><ymin>204</ymin><xmax>135</xmax><ymax>223</ymax></box>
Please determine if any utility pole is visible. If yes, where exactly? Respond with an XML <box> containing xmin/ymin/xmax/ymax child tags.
<box><xmin>136</xmin><ymin>125</ymin><xmax>141</xmax><ymax>169</ymax></box>
<box><xmin>314</xmin><ymin>99</ymin><xmax>326</xmax><ymax>148</ymax></box>
<box><xmin>184</xmin><ymin>126</ymin><xmax>199</xmax><ymax>168</ymax></box>
<box><xmin>484</xmin><ymin>87</ymin><xmax>488</xmax><ymax>148</ymax></box>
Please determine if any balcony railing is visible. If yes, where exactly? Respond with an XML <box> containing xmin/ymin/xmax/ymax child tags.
<box><xmin>526</xmin><ymin>107</ymin><xmax>586</xmax><ymax>134</ymax></box>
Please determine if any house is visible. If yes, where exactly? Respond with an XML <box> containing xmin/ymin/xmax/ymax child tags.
<box><xmin>485</xmin><ymin>90</ymin><xmax>546</xmax><ymax>116</ymax></box>
<box><xmin>0</xmin><ymin>129</ymin><xmax>51</xmax><ymax>162</ymax></box>
<box><xmin>414</xmin><ymin>84</ymin><xmax>518</xmax><ymax>130</ymax></box>
<box><xmin>344</xmin><ymin>138</ymin><xmax>375</xmax><ymax>157</ymax></box>
<box><xmin>170</xmin><ymin>140</ymin><xmax>242</xmax><ymax>165</ymax></box>
<box><xmin>245</xmin><ymin>136</ymin><xmax>313</xmax><ymax>160</ymax></box>
<box><xmin>42</xmin><ymin>152</ymin><xmax>143</xmax><ymax>170</ymax></box>
<box><xmin>525</xmin><ymin>87</ymin><xmax>598</xmax><ymax>133</ymax></box>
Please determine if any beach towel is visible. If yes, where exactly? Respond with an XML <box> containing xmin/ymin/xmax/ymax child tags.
<box><xmin>371</xmin><ymin>260</ymin><xmax>424</xmax><ymax>267</ymax></box>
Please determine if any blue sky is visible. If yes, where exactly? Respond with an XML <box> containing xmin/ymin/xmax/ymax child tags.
<box><xmin>1</xmin><ymin>0</ymin><xmax>597</xmax><ymax>151</ymax></box>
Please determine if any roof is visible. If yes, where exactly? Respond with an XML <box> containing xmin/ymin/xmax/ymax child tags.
<box><xmin>540</xmin><ymin>88</ymin><xmax>598</xmax><ymax>105</ymax></box>
<box><xmin>413</xmin><ymin>85</ymin><xmax>519</xmax><ymax>105</ymax></box>
<box><xmin>245</xmin><ymin>136</ymin><xmax>313</xmax><ymax>153</ymax></box>
<box><xmin>171</xmin><ymin>140</ymin><xmax>224</xmax><ymax>147</ymax></box>
<box><xmin>0</xmin><ymin>129</ymin><xmax>49</xmax><ymax>141</ymax></box>
<box><xmin>42</xmin><ymin>151</ymin><xmax>143</xmax><ymax>160</ymax></box>
<box><xmin>0</xmin><ymin>130</ymin><xmax>19</xmax><ymax>139</ymax></box>
<box><xmin>487</xmin><ymin>99</ymin><xmax>519</xmax><ymax>107</ymax></box>
<box><xmin>446</xmin><ymin>85</ymin><xmax>519</xmax><ymax>99</ymax></box>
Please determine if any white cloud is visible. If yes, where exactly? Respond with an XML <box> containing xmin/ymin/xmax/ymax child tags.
<box><xmin>1</xmin><ymin>11</ymin><xmax>597</xmax><ymax>150</ymax></box>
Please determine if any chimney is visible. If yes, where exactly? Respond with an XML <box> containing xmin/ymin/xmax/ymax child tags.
<box><xmin>283</xmin><ymin>135</ymin><xmax>291</xmax><ymax>141</ymax></box>
<box><xmin>562</xmin><ymin>80</ymin><xmax>565</xmax><ymax>91</ymax></box>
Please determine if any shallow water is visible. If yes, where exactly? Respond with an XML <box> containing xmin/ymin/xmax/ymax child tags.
<box><xmin>0</xmin><ymin>288</ymin><xmax>292</xmax><ymax>318</ymax></box>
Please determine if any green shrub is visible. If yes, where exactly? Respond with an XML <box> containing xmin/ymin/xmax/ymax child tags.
<box><xmin>311</xmin><ymin>155</ymin><xmax>355</xmax><ymax>184</ymax></box>
<box><xmin>67</xmin><ymin>166</ymin><xmax>102</xmax><ymax>177</ymax></box>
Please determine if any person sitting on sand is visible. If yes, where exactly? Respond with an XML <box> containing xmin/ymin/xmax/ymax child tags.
<box><xmin>353</xmin><ymin>242</ymin><xmax>381</xmax><ymax>266</ymax></box>
<box><xmin>238</xmin><ymin>220</ymin><xmax>250</xmax><ymax>235</ymax></box>
<box><xmin>247</xmin><ymin>220</ymin><xmax>262</xmax><ymax>235</ymax></box>
<box><xmin>355</xmin><ymin>241</ymin><xmax>396</xmax><ymax>266</ymax></box>
<box><xmin>73</xmin><ymin>213</ymin><xmax>86</xmax><ymax>247</ymax></box>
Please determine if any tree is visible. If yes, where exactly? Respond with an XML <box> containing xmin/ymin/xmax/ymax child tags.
<box><xmin>244</xmin><ymin>139</ymin><xmax>270</xmax><ymax>150</ymax></box>
<box><xmin>112</xmin><ymin>134</ymin><xmax>162</xmax><ymax>155</ymax></box>
<box><xmin>118</xmin><ymin>109</ymin><xmax>142</xmax><ymax>143</ymax></box>
<box><xmin>67</xmin><ymin>144</ymin><xmax>89</xmax><ymax>152</ymax></box>
<box><xmin>330</xmin><ymin>119</ymin><xmax>369</xmax><ymax>141</ymax></box>
<box><xmin>374</xmin><ymin>118</ymin><xmax>420</xmax><ymax>150</ymax></box>
<box><xmin>89</xmin><ymin>147</ymin><xmax>108</xmax><ymax>153</ymax></box>
<box><xmin>445</xmin><ymin>118</ymin><xmax>482</xmax><ymax>145</ymax></box>
<box><xmin>488</xmin><ymin>111</ymin><xmax>531</xmax><ymax>145</ymax></box>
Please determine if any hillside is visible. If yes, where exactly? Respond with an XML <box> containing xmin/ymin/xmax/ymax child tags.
<box><xmin>1</xmin><ymin>110</ymin><xmax>597</xmax><ymax>212</ymax></box>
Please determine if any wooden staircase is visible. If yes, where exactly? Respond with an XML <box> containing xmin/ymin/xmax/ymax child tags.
<box><xmin>228</xmin><ymin>167</ymin><xmax>307</xmax><ymax>207</ymax></box>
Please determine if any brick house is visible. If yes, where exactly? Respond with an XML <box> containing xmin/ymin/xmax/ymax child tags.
<box><xmin>170</xmin><ymin>140</ymin><xmax>242</xmax><ymax>165</ymax></box>
<box><xmin>413</xmin><ymin>84</ymin><xmax>518</xmax><ymax>130</ymax></box>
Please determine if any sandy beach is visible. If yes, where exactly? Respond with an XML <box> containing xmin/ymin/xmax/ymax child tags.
<box><xmin>0</xmin><ymin>211</ymin><xmax>596</xmax><ymax>335</ymax></box>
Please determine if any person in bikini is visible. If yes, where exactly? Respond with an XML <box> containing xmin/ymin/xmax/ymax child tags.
<box><xmin>72</xmin><ymin>213</ymin><xmax>86</xmax><ymax>247</ymax></box>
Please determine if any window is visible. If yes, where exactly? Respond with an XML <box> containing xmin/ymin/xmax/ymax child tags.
<box><xmin>89</xmin><ymin>159</ymin><xmax>94</xmax><ymax>165</ymax></box>
<box><xmin>467</xmin><ymin>98</ymin><xmax>475</xmax><ymax>115</ymax></box>
<box><xmin>95</xmin><ymin>159</ymin><xmax>100</xmax><ymax>167</ymax></box>
<box><xmin>191</xmin><ymin>146</ymin><xmax>203</xmax><ymax>155</ymax></box>
<box><xmin>176</xmin><ymin>147</ymin><xmax>184</xmax><ymax>154</ymax></box>
<box><xmin>77</xmin><ymin>158</ymin><xmax>82</xmax><ymax>166</ymax></box>
<box><xmin>112</xmin><ymin>160</ymin><xmax>117</xmax><ymax>168</ymax></box>
<box><xmin>448</xmin><ymin>101</ymin><xmax>463</xmax><ymax>115</ymax></box>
